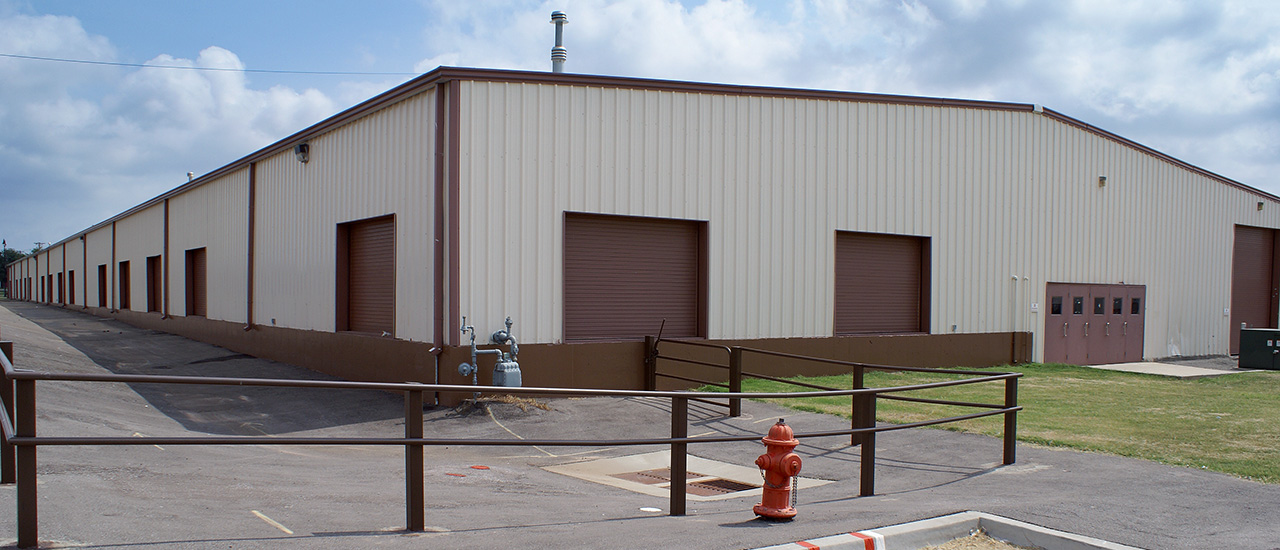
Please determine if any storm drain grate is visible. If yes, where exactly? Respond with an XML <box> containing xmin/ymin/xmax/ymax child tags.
<box><xmin>689</xmin><ymin>478</ymin><xmax>758</xmax><ymax>494</ymax></box>
<box><xmin>610</xmin><ymin>468</ymin><xmax>761</xmax><ymax>496</ymax></box>
<box><xmin>610</xmin><ymin>468</ymin><xmax>703</xmax><ymax>485</ymax></box>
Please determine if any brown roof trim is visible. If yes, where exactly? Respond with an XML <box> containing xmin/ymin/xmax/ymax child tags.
<box><xmin>435</xmin><ymin>66</ymin><xmax>1037</xmax><ymax>111</ymax></box>
<box><xmin>26</xmin><ymin>66</ymin><xmax>1279</xmax><ymax>258</ymax></box>
<box><xmin>1041</xmin><ymin>107</ymin><xmax>1280</xmax><ymax>202</ymax></box>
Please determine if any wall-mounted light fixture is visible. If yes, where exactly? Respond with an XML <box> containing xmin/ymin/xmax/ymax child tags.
<box><xmin>1258</xmin><ymin>201</ymin><xmax>1265</xmax><ymax>211</ymax></box>
<box><xmin>1098</xmin><ymin>175</ymin><xmax>1107</xmax><ymax>188</ymax></box>
<box><xmin>294</xmin><ymin>143</ymin><xmax>310</xmax><ymax>163</ymax></box>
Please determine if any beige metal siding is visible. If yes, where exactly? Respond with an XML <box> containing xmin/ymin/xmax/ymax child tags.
<box><xmin>456</xmin><ymin>80</ymin><xmax>1280</xmax><ymax>359</ymax></box>
<box><xmin>49</xmin><ymin>246</ymin><xmax>65</xmax><ymax>301</ymax></box>
<box><xmin>113</xmin><ymin>204</ymin><xmax>165</xmax><ymax>312</ymax></box>
<box><xmin>254</xmin><ymin>89</ymin><xmax>435</xmax><ymax>340</ymax></box>
<box><xmin>86</xmin><ymin>226</ymin><xmax>113</xmax><ymax>308</ymax></box>
<box><xmin>167</xmin><ymin>169</ymin><xmax>249</xmax><ymax>322</ymax></box>
<box><xmin>63</xmin><ymin>238</ymin><xmax>85</xmax><ymax>306</ymax></box>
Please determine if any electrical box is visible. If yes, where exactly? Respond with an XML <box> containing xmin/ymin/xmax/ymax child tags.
<box><xmin>1239</xmin><ymin>328</ymin><xmax>1280</xmax><ymax>370</ymax></box>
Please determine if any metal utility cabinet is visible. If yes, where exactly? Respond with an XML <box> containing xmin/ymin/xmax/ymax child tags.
<box><xmin>1238</xmin><ymin>328</ymin><xmax>1280</xmax><ymax>370</ymax></box>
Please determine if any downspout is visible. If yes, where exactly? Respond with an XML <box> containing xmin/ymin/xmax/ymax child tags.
<box><xmin>110</xmin><ymin>221</ymin><xmax>117</xmax><ymax>312</ymax></box>
<box><xmin>162</xmin><ymin>198</ymin><xmax>170</xmax><ymax>319</ymax></box>
<box><xmin>82</xmin><ymin>235</ymin><xmax>87</xmax><ymax>309</ymax></box>
<box><xmin>60</xmin><ymin>243</ymin><xmax>66</xmax><ymax>305</ymax></box>
<box><xmin>432</xmin><ymin>81</ymin><xmax>450</xmax><ymax>404</ymax></box>
<box><xmin>245</xmin><ymin>163</ymin><xmax>257</xmax><ymax>331</ymax></box>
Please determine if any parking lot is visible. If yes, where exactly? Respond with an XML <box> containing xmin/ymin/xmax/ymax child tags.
<box><xmin>0</xmin><ymin>301</ymin><xmax>1277</xmax><ymax>549</ymax></box>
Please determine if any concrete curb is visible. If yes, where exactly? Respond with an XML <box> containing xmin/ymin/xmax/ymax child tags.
<box><xmin>752</xmin><ymin>511</ymin><xmax>1145</xmax><ymax>550</ymax></box>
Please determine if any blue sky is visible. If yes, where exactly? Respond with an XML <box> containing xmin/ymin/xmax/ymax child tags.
<box><xmin>2</xmin><ymin>0</ymin><xmax>1279</xmax><ymax>253</ymax></box>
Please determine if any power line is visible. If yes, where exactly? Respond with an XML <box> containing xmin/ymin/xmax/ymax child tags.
<box><xmin>0</xmin><ymin>52</ymin><xmax>419</xmax><ymax>76</ymax></box>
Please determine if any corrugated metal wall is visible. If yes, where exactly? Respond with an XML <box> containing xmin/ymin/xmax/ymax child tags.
<box><xmin>168</xmin><ymin>169</ymin><xmax>249</xmax><ymax>322</ymax></box>
<box><xmin>49</xmin><ymin>246</ymin><xmax>65</xmax><ymax>303</ymax></box>
<box><xmin>254</xmin><ymin>89</ymin><xmax>436</xmax><ymax>341</ymax></box>
<box><xmin>455</xmin><ymin>81</ymin><xmax>1280</xmax><ymax>359</ymax></box>
<box><xmin>63</xmin><ymin>238</ymin><xmax>84</xmax><ymax>306</ymax></box>
<box><xmin>113</xmin><ymin>204</ymin><xmax>165</xmax><ymax>312</ymax></box>
<box><xmin>86</xmin><ymin>225</ymin><xmax>113</xmax><ymax>308</ymax></box>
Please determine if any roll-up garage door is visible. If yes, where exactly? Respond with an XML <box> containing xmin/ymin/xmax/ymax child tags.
<box><xmin>185</xmin><ymin>248</ymin><xmax>207</xmax><ymax>317</ymax></box>
<box><xmin>564</xmin><ymin>213</ymin><xmax>704</xmax><ymax>341</ymax></box>
<box><xmin>345</xmin><ymin>216</ymin><xmax>395</xmax><ymax>335</ymax></box>
<box><xmin>835</xmin><ymin>231</ymin><xmax>928</xmax><ymax>334</ymax></box>
<box><xmin>1230</xmin><ymin>225</ymin><xmax>1279</xmax><ymax>354</ymax></box>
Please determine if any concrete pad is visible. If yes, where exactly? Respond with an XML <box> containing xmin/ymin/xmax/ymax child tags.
<box><xmin>754</xmin><ymin>511</ymin><xmax>1145</xmax><ymax>550</ymax></box>
<box><xmin>1086</xmin><ymin>361</ymin><xmax>1259</xmax><ymax>378</ymax></box>
<box><xmin>544</xmin><ymin>450</ymin><xmax>831</xmax><ymax>501</ymax></box>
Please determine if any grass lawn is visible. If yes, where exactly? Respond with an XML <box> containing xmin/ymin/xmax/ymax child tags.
<box><xmin>711</xmin><ymin>364</ymin><xmax>1280</xmax><ymax>483</ymax></box>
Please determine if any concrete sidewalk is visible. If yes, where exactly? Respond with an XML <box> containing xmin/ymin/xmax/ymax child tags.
<box><xmin>0</xmin><ymin>301</ymin><xmax>1277</xmax><ymax>549</ymax></box>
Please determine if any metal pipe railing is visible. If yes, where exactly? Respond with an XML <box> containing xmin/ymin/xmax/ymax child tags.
<box><xmin>646</xmin><ymin>336</ymin><xmax>1022</xmax><ymax>490</ymax></box>
<box><xmin>0</xmin><ymin>340</ymin><xmax>1020</xmax><ymax>548</ymax></box>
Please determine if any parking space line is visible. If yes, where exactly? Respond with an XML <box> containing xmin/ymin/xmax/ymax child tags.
<box><xmin>251</xmin><ymin>510</ymin><xmax>294</xmax><ymax>535</ymax></box>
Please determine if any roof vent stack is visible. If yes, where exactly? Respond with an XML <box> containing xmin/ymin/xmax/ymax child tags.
<box><xmin>550</xmin><ymin>11</ymin><xmax>568</xmax><ymax>73</ymax></box>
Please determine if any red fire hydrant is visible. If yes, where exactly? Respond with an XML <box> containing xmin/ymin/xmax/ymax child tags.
<box><xmin>754</xmin><ymin>419</ymin><xmax>802</xmax><ymax>520</ymax></box>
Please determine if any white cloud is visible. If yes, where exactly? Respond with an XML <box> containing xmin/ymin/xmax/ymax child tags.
<box><xmin>0</xmin><ymin>13</ymin><xmax>339</xmax><ymax>251</ymax></box>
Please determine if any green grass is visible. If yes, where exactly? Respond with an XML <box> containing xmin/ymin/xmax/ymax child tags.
<box><xmin>704</xmin><ymin>364</ymin><xmax>1280</xmax><ymax>483</ymax></box>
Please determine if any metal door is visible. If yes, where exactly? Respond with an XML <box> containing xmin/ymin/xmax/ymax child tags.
<box><xmin>1043</xmin><ymin>284</ymin><xmax>1068</xmax><ymax>363</ymax></box>
<box><xmin>1064</xmin><ymin>285</ymin><xmax>1090</xmax><ymax>363</ymax></box>
<box><xmin>1085</xmin><ymin>287</ymin><xmax>1123</xmax><ymax>364</ymax></box>
<box><xmin>1123</xmin><ymin>286</ymin><xmax>1146</xmax><ymax>361</ymax></box>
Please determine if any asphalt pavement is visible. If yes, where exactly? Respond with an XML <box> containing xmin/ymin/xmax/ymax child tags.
<box><xmin>0</xmin><ymin>301</ymin><xmax>1277</xmax><ymax>549</ymax></box>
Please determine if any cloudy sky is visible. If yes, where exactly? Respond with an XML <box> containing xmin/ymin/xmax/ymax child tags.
<box><xmin>2</xmin><ymin>0</ymin><xmax>1278</xmax><ymax>254</ymax></box>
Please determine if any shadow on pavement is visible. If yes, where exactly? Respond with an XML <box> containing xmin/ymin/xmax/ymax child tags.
<box><xmin>4</xmin><ymin>302</ymin><xmax>405</xmax><ymax>436</ymax></box>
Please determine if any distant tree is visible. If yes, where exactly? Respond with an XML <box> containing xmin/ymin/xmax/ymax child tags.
<box><xmin>1</xmin><ymin>247</ymin><xmax>22</xmax><ymax>292</ymax></box>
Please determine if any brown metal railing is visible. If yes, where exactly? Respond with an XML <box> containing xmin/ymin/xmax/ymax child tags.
<box><xmin>646</xmin><ymin>336</ymin><xmax>1023</xmax><ymax>492</ymax></box>
<box><xmin>0</xmin><ymin>340</ymin><xmax>1019</xmax><ymax>549</ymax></box>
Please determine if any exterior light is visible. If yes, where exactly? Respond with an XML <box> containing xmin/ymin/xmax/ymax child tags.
<box><xmin>294</xmin><ymin>143</ymin><xmax>310</xmax><ymax>163</ymax></box>
<box><xmin>1098</xmin><ymin>175</ymin><xmax>1107</xmax><ymax>188</ymax></box>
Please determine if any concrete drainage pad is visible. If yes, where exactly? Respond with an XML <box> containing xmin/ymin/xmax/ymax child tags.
<box><xmin>544</xmin><ymin>450</ymin><xmax>831</xmax><ymax>501</ymax></box>
<box><xmin>752</xmin><ymin>511</ymin><xmax>1146</xmax><ymax>550</ymax></box>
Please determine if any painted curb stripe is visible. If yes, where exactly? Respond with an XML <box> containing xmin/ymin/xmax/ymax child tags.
<box><xmin>852</xmin><ymin>530</ymin><xmax>885</xmax><ymax>550</ymax></box>
<box><xmin>797</xmin><ymin>542</ymin><xmax>820</xmax><ymax>549</ymax></box>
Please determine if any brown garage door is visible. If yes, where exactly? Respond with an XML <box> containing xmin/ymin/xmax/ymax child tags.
<box><xmin>835</xmin><ymin>231</ymin><xmax>929</xmax><ymax>334</ymax></box>
<box><xmin>146</xmin><ymin>255</ymin><xmax>162</xmax><ymax>312</ymax></box>
<box><xmin>340</xmin><ymin>216</ymin><xmax>395</xmax><ymax>335</ymax></box>
<box><xmin>185</xmin><ymin>248</ymin><xmax>207</xmax><ymax>317</ymax></box>
<box><xmin>1230</xmin><ymin>225</ymin><xmax>1279</xmax><ymax>354</ymax></box>
<box><xmin>564</xmin><ymin>213</ymin><xmax>704</xmax><ymax>341</ymax></box>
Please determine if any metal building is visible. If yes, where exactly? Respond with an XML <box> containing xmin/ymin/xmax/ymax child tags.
<box><xmin>8</xmin><ymin>67</ymin><xmax>1280</xmax><ymax>400</ymax></box>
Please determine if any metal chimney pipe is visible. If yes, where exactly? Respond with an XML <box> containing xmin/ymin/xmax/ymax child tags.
<box><xmin>550</xmin><ymin>11</ymin><xmax>568</xmax><ymax>73</ymax></box>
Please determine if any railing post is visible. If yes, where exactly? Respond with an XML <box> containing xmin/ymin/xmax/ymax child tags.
<box><xmin>1</xmin><ymin>341</ymin><xmax>14</xmax><ymax>484</ymax></box>
<box><xmin>669</xmin><ymin>396</ymin><xmax>687</xmax><ymax>516</ymax></box>
<box><xmin>850</xmin><ymin>366</ymin><xmax>864</xmax><ymax>446</ymax></box>
<box><xmin>16</xmin><ymin>377</ymin><xmax>36</xmax><ymax>548</ymax></box>
<box><xmin>728</xmin><ymin>347</ymin><xmax>742</xmax><ymax>417</ymax></box>
<box><xmin>405</xmin><ymin>389</ymin><xmax>425</xmax><ymax>532</ymax></box>
<box><xmin>1003</xmin><ymin>377</ymin><xmax>1018</xmax><ymax>465</ymax></box>
<box><xmin>644</xmin><ymin>336</ymin><xmax>657</xmax><ymax>391</ymax></box>
<box><xmin>853</xmin><ymin>391</ymin><xmax>875</xmax><ymax>497</ymax></box>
